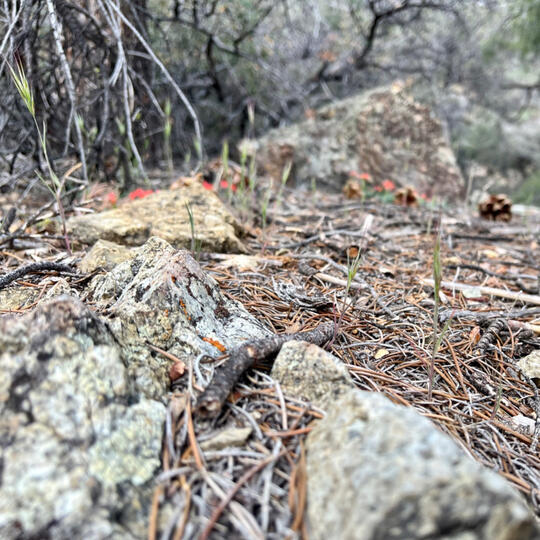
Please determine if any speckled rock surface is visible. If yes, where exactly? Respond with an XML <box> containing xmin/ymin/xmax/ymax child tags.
<box><xmin>0</xmin><ymin>237</ymin><xmax>273</xmax><ymax>538</ymax></box>
<box><xmin>88</xmin><ymin>237</ymin><xmax>271</xmax><ymax>400</ymax></box>
<box><xmin>251</xmin><ymin>83</ymin><xmax>464</xmax><ymax>198</ymax></box>
<box><xmin>67</xmin><ymin>181</ymin><xmax>246</xmax><ymax>252</ymax></box>
<box><xmin>0</xmin><ymin>295</ymin><xmax>166</xmax><ymax>539</ymax></box>
<box><xmin>0</xmin><ymin>286</ymin><xmax>38</xmax><ymax>312</ymax></box>
<box><xmin>78</xmin><ymin>239</ymin><xmax>135</xmax><ymax>273</ymax></box>
<box><xmin>518</xmin><ymin>350</ymin><xmax>540</xmax><ymax>379</ymax></box>
<box><xmin>0</xmin><ymin>276</ymin><xmax>75</xmax><ymax>312</ymax></box>
<box><xmin>271</xmin><ymin>340</ymin><xmax>354</xmax><ymax>409</ymax></box>
<box><xmin>271</xmin><ymin>343</ymin><xmax>540</xmax><ymax>540</ymax></box>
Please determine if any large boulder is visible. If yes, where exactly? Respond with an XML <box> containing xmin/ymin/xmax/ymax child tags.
<box><xmin>250</xmin><ymin>83</ymin><xmax>465</xmax><ymax>199</ymax></box>
<box><xmin>271</xmin><ymin>341</ymin><xmax>539</xmax><ymax>540</ymax></box>
<box><xmin>0</xmin><ymin>296</ymin><xmax>166</xmax><ymax>539</ymax></box>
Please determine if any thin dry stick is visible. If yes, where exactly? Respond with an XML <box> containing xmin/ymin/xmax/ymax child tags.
<box><xmin>104</xmin><ymin>0</ymin><xmax>204</xmax><ymax>161</ymax></box>
<box><xmin>185</xmin><ymin>399</ymin><xmax>204</xmax><ymax>471</ymax></box>
<box><xmin>0</xmin><ymin>1</ymin><xmax>24</xmax><ymax>58</ymax></box>
<box><xmin>0</xmin><ymin>262</ymin><xmax>73</xmax><ymax>290</ymax></box>
<box><xmin>45</xmin><ymin>0</ymin><xmax>87</xmax><ymax>180</ymax></box>
<box><xmin>290</xmin><ymin>442</ymin><xmax>307</xmax><ymax>533</ymax></box>
<box><xmin>199</xmin><ymin>449</ymin><xmax>287</xmax><ymax>540</ymax></box>
<box><xmin>147</xmin><ymin>485</ymin><xmax>163</xmax><ymax>540</ymax></box>
<box><xmin>172</xmin><ymin>478</ymin><xmax>191</xmax><ymax>540</ymax></box>
<box><xmin>421</xmin><ymin>278</ymin><xmax>540</xmax><ymax>306</ymax></box>
<box><xmin>97</xmin><ymin>0</ymin><xmax>146</xmax><ymax>179</ymax></box>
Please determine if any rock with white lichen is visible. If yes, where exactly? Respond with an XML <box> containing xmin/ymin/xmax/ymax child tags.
<box><xmin>0</xmin><ymin>296</ymin><xmax>165</xmax><ymax>539</ymax></box>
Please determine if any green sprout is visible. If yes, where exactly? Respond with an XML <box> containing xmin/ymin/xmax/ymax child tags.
<box><xmin>261</xmin><ymin>182</ymin><xmax>273</xmax><ymax>230</ymax></box>
<box><xmin>428</xmin><ymin>217</ymin><xmax>452</xmax><ymax>400</ymax></box>
<box><xmin>185</xmin><ymin>201</ymin><xmax>201</xmax><ymax>260</ymax></box>
<box><xmin>8</xmin><ymin>60</ymin><xmax>71</xmax><ymax>253</ymax></box>
<box><xmin>275</xmin><ymin>160</ymin><xmax>292</xmax><ymax>210</ymax></box>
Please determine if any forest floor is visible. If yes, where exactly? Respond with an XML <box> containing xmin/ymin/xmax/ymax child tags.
<box><xmin>1</xmin><ymin>178</ymin><xmax>539</xmax><ymax>536</ymax></box>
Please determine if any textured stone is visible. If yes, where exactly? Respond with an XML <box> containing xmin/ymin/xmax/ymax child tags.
<box><xmin>0</xmin><ymin>277</ymin><xmax>75</xmax><ymax>312</ymax></box>
<box><xmin>305</xmin><ymin>391</ymin><xmax>539</xmax><ymax>540</ymax></box>
<box><xmin>518</xmin><ymin>350</ymin><xmax>540</xmax><ymax>379</ymax></box>
<box><xmin>67</xmin><ymin>181</ymin><xmax>246</xmax><ymax>252</ymax></box>
<box><xmin>0</xmin><ymin>237</ymin><xmax>273</xmax><ymax>538</ymax></box>
<box><xmin>271</xmin><ymin>340</ymin><xmax>354</xmax><ymax>409</ymax></box>
<box><xmin>250</xmin><ymin>83</ymin><xmax>464</xmax><ymax>198</ymax></box>
<box><xmin>0</xmin><ymin>286</ymin><xmax>38</xmax><ymax>312</ymax></box>
<box><xmin>0</xmin><ymin>296</ymin><xmax>166</xmax><ymax>539</ymax></box>
<box><xmin>88</xmin><ymin>236</ymin><xmax>271</xmax><ymax>400</ymax></box>
<box><xmin>78</xmin><ymin>239</ymin><xmax>135</xmax><ymax>273</ymax></box>
<box><xmin>270</xmin><ymin>344</ymin><xmax>540</xmax><ymax>540</ymax></box>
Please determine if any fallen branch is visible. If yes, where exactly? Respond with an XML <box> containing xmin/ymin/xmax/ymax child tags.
<box><xmin>0</xmin><ymin>262</ymin><xmax>74</xmax><ymax>290</ymax></box>
<box><xmin>421</xmin><ymin>278</ymin><xmax>540</xmax><ymax>306</ymax></box>
<box><xmin>196</xmin><ymin>322</ymin><xmax>334</xmax><ymax>418</ymax></box>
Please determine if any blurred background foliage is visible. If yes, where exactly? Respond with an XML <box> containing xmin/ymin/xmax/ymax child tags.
<box><xmin>0</xmin><ymin>0</ymin><xmax>538</xmax><ymax>200</ymax></box>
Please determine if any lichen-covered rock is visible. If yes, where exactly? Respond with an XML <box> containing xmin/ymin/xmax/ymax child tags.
<box><xmin>518</xmin><ymin>350</ymin><xmax>540</xmax><ymax>379</ymax></box>
<box><xmin>0</xmin><ymin>296</ymin><xmax>166</xmax><ymax>539</ymax></box>
<box><xmin>0</xmin><ymin>237</ymin><xmax>274</xmax><ymax>538</ymax></box>
<box><xmin>88</xmin><ymin>236</ymin><xmax>271</xmax><ymax>400</ymax></box>
<box><xmin>250</xmin><ymin>83</ymin><xmax>464</xmax><ymax>199</ymax></box>
<box><xmin>271</xmin><ymin>343</ymin><xmax>539</xmax><ymax>540</ymax></box>
<box><xmin>68</xmin><ymin>181</ymin><xmax>246</xmax><ymax>252</ymax></box>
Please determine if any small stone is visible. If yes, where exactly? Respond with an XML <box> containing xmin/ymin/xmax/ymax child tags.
<box><xmin>518</xmin><ymin>351</ymin><xmax>540</xmax><ymax>379</ymax></box>
<box><xmin>199</xmin><ymin>427</ymin><xmax>253</xmax><ymax>451</ymax></box>
<box><xmin>78</xmin><ymin>239</ymin><xmax>135</xmax><ymax>273</ymax></box>
<box><xmin>271</xmin><ymin>340</ymin><xmax>354</xmax><ymax>410</ymax></box>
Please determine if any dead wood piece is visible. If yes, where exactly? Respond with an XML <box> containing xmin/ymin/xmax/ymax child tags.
<box><xmin>196</xmin><ymin>322</ymin><xmax>334</xmax><ymax>418</ymax></box>
<box><xmin>0</xmin><ymin>262</ymin><xmax>74</xmax><ymax>290</ymax></box>
<box><xmin>421</xmin><ymin>278</ymin><xmax>540</xmax><ymax>306</ymax></box>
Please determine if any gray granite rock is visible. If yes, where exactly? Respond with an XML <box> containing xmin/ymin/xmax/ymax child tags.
<box><xmin>0</xmin><ymin>238</ymin><xmax>273</xmax><ymax>539</ymax></box>
<box><xmin>0</xmin><ymin>295</ymin><xmax>166</xmax><ymax>539</ymax></box>
<box><xmin>88</xmin><ymin>236</ymin><xmax>271</xmax><ymax>400</ymax></box>
<box><xmin>0</xmin><ymin>276</ymin><xmax>75</xmax><ymax>312</ymax></box>
<box><xmin>271</xmin><ymin>342</ymin><xmax>540</xmax><ymax>540</ymax></box>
